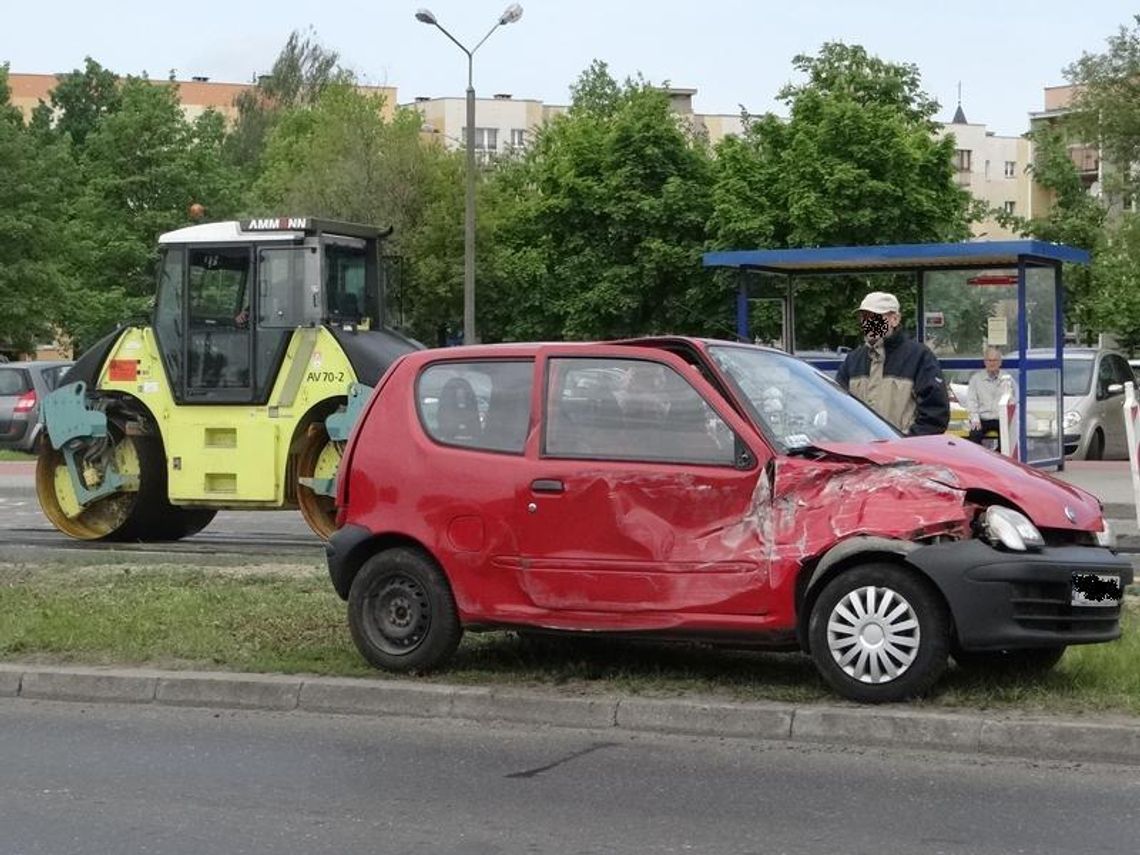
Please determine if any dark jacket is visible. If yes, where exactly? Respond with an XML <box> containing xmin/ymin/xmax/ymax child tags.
<box><xmin>835</xmin><ymin>330</ymin><xmax>949</xmax><ymax>436</ymax></box>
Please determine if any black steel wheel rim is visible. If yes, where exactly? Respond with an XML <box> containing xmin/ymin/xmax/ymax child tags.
<box><xmin>364</xmin><ymin>573</ymin><xmax>432</xmax><ymax>656</ymax></box>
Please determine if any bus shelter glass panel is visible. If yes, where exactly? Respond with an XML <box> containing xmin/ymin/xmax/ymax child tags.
<box><xmin>921</xmin><ymin>270</ymin><xmax>1020</xmax><ymax>358</ymax></box>
<box><xmin>791</xmin><ymin>274</ymin><xmax>915</xmax><ymax>354</ymax></box>
<box><xmin>1024</xmin><ymin>367</ymin><xmax>1063</xmax><ymax>464</ymax></box>
<box><xmin>1025</xmin><ymin>266</ymin><xmax>1058</xmax><ymax>354</ymax></box>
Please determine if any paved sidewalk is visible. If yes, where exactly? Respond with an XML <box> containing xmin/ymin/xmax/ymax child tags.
<box><xmin>2</xmin><ymin>663</ymin><xmax>1138</xmax><ymax>767</ymax></box>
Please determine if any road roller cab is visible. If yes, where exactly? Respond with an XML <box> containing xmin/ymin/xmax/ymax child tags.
<box><xmin>37</xmin><ymin>216</ymin><xmax>421</xmax><ymax>542</ymax></box>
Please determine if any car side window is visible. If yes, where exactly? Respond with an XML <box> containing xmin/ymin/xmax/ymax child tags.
<box><xmin>417</xmin><ymin>361</ymin><xmax>534</xmax><ymax>453</ymax></box>
<box><xmin>1110</xmin><ymin>355</ymin><xmax>1133</xmax><ymax>388</ymax></box>
<box><xmin>543</xmin><ymin>357</ymin><xmax>737</xmax><ymax>466</ymax></box>
<box><xmin>1097</xmin><ymin>356</ymin><xmax>1119</xmax><ymax>398</ymax></box>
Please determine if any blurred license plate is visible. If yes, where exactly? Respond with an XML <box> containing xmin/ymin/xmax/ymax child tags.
<box><xmin>1071</xmin><ymin>573</ymin><xmax>1123</xmax><ymax>607</ymax></box>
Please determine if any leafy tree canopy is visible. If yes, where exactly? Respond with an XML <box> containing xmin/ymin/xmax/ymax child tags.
<box><xmin>710</xmin><ymin>42</ymin><xmax>974</xmax><ymax>350</ymax></box>
<box><xmin>44</xmin><ymin>57</ymin><xmax>122</xmax><ymax>146</ymax></box>
<box><xmin>481</xmin><ymin>60</ymin><xmax>718</xmax><ymax>341</ymax></box>
<box><xmin>1065</xmin><ymin>15</ymin><xmax>1140</xmax><ymax>202</ymax></box>
<box><xmin>0</xmin><ymin>65</ymin><xmax>71</xmax><ymax>353</ymax></box>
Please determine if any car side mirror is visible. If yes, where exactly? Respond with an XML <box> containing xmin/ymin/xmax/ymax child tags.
<box><xmin>735</xmin><ymin>436</ymin><xmax>755</xmax><ymax>470</ymax></box>
<box><xmin>1108</xmin><ymin>382</ymin><xmax>1124</xmax><ymax>396</ymax></box>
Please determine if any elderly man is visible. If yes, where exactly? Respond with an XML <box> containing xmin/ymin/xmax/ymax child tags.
<box><xmin>966</xmin><ymin>346</ymin><xmax>1015</xmax><ymax>444</ymax></box>
<box><xmin>835</xmin><ymin>291</ymin><xmax>950</xmax><ymax>435</ymax></box>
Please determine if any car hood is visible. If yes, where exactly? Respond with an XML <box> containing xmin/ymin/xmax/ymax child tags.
<box><xmin>806</xmin><ymin>435</ymin><xmax>1103</xmax><ymax>531</ymax></box>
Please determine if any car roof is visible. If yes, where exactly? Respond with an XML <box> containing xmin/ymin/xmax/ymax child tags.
<box><xmin>401</xmin><ymin>337</ymin><xmax>802</xmax><ymax>365</ymax></box>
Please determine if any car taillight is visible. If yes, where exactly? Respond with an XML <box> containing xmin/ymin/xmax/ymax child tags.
<box><xmin>14</xmin><ymin>391</ymin><xmax>36</xmax><ymax>413</ymax></box>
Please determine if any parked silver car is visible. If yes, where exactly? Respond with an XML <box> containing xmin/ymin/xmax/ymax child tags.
<box><xmin>1025</xmin><ymin>348</ymin><xmax>1134</xmax><ymax>460</ymax></box>
<box><xmin>0</xmin><ymin>361</ymin><xmax>73</xmax><ymax>453</ymax></box>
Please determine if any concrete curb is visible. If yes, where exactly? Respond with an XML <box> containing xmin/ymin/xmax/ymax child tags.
<box><xmin>2</xmin><ymin>664</ymin><xmax>1139</xmax><ymax>766</ymax></box>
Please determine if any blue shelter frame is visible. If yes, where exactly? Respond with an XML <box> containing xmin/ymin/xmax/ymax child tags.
<box><xmin>702</xmin><ymin>241</ymin><xmax>1091</xmax><ymax>469</ymax></box>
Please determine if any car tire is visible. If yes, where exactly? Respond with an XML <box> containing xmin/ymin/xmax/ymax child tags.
<box><xmin>808</xmin><ymin>562</ymin><xmax>950</xmax><ymax>704</ymax></box>
<box><xmin>952</xmin><ymin>646</ymin><xmax>1065</xmax><ymax>676</ymax></box>
<box><xmin>347</xmin><ymin>547</ymin><xmax>462</xmax><ymax>673</ymax></box>
<box><xmin>1085</xmin><ymin>429</ymin><xmax>1104</xmax><ymax>461</ymax></box>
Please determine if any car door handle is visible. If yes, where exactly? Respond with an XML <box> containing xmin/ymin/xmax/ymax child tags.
<box><xmin>531</xmin><ymin>479</ymin><xmax>565</xmax><ymax>494</ymax></box>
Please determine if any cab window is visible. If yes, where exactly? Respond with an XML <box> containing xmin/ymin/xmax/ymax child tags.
<box><xmin>325</xmin><ymin>242</ymin><xmax>376</xmax><ymax>329</ymax></box>
<box><xmin>187</xmin><ymin>247</ymin><xmax>251</xmax><ymax>392</ymax></box>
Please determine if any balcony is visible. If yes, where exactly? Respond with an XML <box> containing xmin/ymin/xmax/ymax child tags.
<box><xmin>1068</xmin><ymin>145</ymin><xmax>1099</xmax><ymax>177</ymax></box>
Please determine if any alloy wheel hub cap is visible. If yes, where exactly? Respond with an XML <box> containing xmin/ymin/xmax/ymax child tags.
<box><xmin>827</xmin><ymin>585</ymin><xmax>921</xmax><ymax>684</ymax></box>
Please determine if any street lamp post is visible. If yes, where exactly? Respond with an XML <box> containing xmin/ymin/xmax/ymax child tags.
<box><xmin>415</xmin><ymin>4</ymin><xmax>523</xmax><ymax>345</ymax></box>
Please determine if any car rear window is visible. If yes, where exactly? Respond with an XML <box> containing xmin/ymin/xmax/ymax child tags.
<box><xmin>0</xmin><ymin>368</ymin><xmax>30</xmax><ymax>396</ymax></box>
<box><xmin>417</xmin><ymin>360</ymin><xmax>534</xmax><ymax>453</ymax></box>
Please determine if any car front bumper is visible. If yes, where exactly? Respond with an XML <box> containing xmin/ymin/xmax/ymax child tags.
<box><xmin>908</xmin><ymin>540</ymin><xmax>1133</xmax><ymax>651</ymax></box>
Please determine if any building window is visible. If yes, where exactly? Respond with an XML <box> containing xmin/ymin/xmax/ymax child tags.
<box><xmin>1004</xmin><ymin>160</ymin><xmax>1016</xmax><ymax>178</ymax></box>
<box><xmin>954</xmin><ymin>149</ymin><xmax>972</xmax><ymax>172</ymax></box>
<box><xmin>1003</xmin><ymin>201</ymin><xmax>1016</xmax><ymax>215</ymax></box>
<box><xmin>510</xmin><ymin>128</ymin><xmax>526</xmax><ymax>148</ymax></box>
<box><xmin>461</xmin><ymin>127</ymin><xmax>499</xmax><ymax>150</ymax></box>
<box><xmin>984</xmin><ymin>160</ymin><xmax>991</xmax><ymax>179</ymax></box>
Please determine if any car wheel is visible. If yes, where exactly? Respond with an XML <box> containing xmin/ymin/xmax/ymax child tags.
<box><xmin>1085</xmin><ymin>429</ymin><xmax>1104</xmax><ymax>461</ymax></box>
<box><xmin>808</xmin><ymin>563</ymin><xmax>950</xmax><ymax>703</ymax></box>
<box><xmin>347</xmin><ymin>547</ymin><xmax>462</xmax><ymax>673</ymax></box>
<box><xmin>952</xmin><ymin>646</ymin><xmax>1065</xmax><ymax>676</ymax></box>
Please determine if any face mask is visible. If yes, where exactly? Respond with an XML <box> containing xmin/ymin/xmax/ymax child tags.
<box><xmin>860</xmin><ymin>314</ymin><xmax>889</xmax><ymax>342</ymax></box>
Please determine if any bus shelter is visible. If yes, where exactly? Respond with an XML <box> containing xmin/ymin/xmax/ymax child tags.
<box><xmin>702</xmin><ymin>241</ymin><xmax>1091</xmax><ymax>469</ymax></box>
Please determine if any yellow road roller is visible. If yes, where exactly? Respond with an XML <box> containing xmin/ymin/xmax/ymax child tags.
<box><xmin>36</xmin><ymin>217</ymin><xmax>421</xmax><ymax>541</ymax></box>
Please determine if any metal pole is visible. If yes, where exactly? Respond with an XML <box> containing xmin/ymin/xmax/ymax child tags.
<box><xmin>417</xmin><ymin>8</ymin><xmax>523</xmax><ymax>345</ymax></box>
<box><xmin>465</xmin><ymin>57</ymin><xmax>477</xmax><ymax>344</ymax></box>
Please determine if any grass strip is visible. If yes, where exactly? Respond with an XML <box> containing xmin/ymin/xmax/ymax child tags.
<box><xmin>1</xmin><ymin>561</ymin><xmax>1138</xmax><ymax>715</ymax></box>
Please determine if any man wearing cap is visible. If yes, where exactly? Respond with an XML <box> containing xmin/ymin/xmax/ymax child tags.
<box><xmin>835</xmin><ymin>291</ymin><xmax>950</xmax><ymax>436</ymax></box>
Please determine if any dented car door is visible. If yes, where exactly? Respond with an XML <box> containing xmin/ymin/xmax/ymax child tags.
<box><xmin>514</xmin><ymin>349</ymin><xmax>773</xmax><ymax>618</ymax></box>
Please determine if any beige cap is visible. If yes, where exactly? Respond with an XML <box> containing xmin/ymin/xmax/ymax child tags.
<box><xmin>856</xmin><ymin>291</ymin><xmax>900</xmax><ymax>315</ymax></box>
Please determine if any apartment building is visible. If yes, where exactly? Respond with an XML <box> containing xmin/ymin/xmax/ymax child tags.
<box><xmin>404</xmin><ymin>86</ymin><xmax>745</xmax><ymax>160</ymax></box>
<box><xmin>1028</xmin><ymin>83</ymin><xmax>1111</xmax><ymax>218</ymax></box>
<box><xmin>6</xmin><ymin>72</ymin><xmax>397</xmax><ymax>125</ymax></box>
<box><xmin>408</xmin><ymin>92</ymin><xmax>565</xmax><ymax>161</ymax></box>
<box><xmin>936</xmin><ymin>102</ymin><xmax>1034</xmax><ymax>239</ymax></box>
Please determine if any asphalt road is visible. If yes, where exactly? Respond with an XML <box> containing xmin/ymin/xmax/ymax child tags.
<box><xmin>1</xmin><ymin>698</ymin><xmax>1136</xmax><ymax>855</ymax></box>
<box><xmin>0</xmin><ymin>479</ymin><xmax>320</xmax><ymax>557</ymax></box>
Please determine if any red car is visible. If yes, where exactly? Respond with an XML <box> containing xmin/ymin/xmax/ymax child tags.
<box><xmin>327</xmin><ymin>338</ymin><xmax>1132</xmax><ymax>703</ymax></box>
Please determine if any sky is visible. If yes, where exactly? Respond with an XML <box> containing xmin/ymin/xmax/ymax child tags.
<box><xmin>3</xmin><ymin>1</ymin><xmax>1137</xmax><ymax>136</ymax></box>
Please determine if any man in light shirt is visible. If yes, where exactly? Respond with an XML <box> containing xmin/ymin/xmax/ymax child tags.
<box><xmin>966</xmin><ymin>346</ymin><xmax>1016</xmax><ymax>443</ymax></box>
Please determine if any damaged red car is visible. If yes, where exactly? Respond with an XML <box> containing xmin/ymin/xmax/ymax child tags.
<box><xmin>326</xmin><ymin>338</ymin><xmax>1132</xmax><ymax>703</ymax></box>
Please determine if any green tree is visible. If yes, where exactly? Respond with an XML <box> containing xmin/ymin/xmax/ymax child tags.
<box><xmin>1092</xmin><ymin>213</ymin><xmax>1140</xmax><ymax>354</ymax></box>
<box><xmin>1064</xmin><ymin>14</ymin><xmax>1140</xmax><ymax>203</ymax></box>
<box><xmin>226</xmin><ymin>28</ymin><xmax>352</xmax><ymax>178</ymax></box>
<box><xmin>709</xmin><ymin>43</ymin><xmax>974</xmax><ymax>350</ymax></box>
<box><xmin>481</xmin><ymin>60</ymin><xmax>718</xmax><ymax>341</ymax></box>
<box><xmin>251</xmin><ymin>83</ymin><xmax>464</xmax><ymax>340</ymax></box>
<box><xmin>59</xmin><ymin>77</ymin><xmax>242</xmax><ymax>349</ymax></box>
<box><xmin>44</xmin><ymin>57</ymin><xmax>122</xmax><ymax>146</ymax></box>
<box><xmin>0</xmin><ymin>65</ymin><xmax>72</xmax><ymax>353</ymax></box>
<box><xmin>1022</xmin><ymin>127</ymin><xmax>1107</xmax><ymax>341</ymax></box>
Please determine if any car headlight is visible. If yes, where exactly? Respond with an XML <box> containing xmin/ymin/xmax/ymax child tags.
<box><xmin>983</xmin><ymin>506</ymin><xmax>1044</xmax><ymax>551</ymax></box>
<box><xmin>1096</xmin><ymin>519</ymin><xmax>1116</xmax><ymax>549</ymax></box>
<box><xmin>1063</xmin><ymin>410</ymin><xmax>1081</xmax><ymax>430</ymax></box>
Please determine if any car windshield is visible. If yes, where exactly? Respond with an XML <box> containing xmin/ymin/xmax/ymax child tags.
<box><xmin>708</xmin><ymin>345</ymin><xmax>899</xmax><ymax>451</ymax></box>
<box><xmin>1026</xmin><ymin>359</ymin><xmax>1092</xmax><ymax>397</ymax></box>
